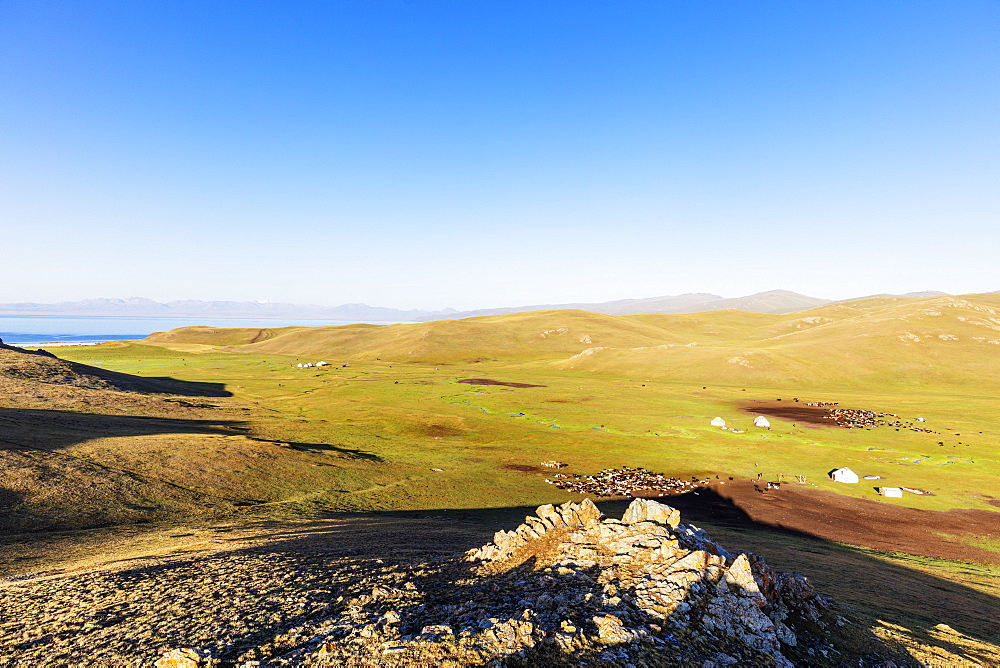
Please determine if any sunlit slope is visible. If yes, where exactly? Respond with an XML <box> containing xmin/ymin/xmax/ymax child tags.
<box><xmin>560</xmin><ymin>294</ymin><xmax>1000</xmax><ymax>390</ymax></box>
<box><xmin>763</xmin><ymin>294</ymin><xmax>1000</xmax><ymax>389</ymax></box>
<box><xmin>144</xmin><ymin>326</ymin><xmax>293</xmax><ymax>347</ymax></box>
<box><xmin>149</xmin><ymin>310</ymin><xmax>737</xmax><ymax>361</ymax></box>
<box><xmin>144</xmin><ymin>295</ymin><xmax>1000</xmax><ymax>391</ymax></box>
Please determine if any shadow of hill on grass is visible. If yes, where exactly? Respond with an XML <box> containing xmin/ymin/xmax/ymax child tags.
<box><xmin>0</xmin><ymin>406</ymin><xmax>380</xmax><ymax>461</ymax></box>
<box><xmin>0</xmin><ymin>406</ymin><xmax>245</xmax><ymax>451</ymax></box>
<box><xmin>0</xmin><ymin>404</ymin><xmax>247</xmax><ymax>532</ymax></box>
<box><xmin>0</xmin><ymin>343</ymin><xmax>232</xmax><ymax>397</ymax></box>
<box><xmin>78</xmin><ymin>368</ymin><xmax>232</xmax><ymax>397</ymax></box>
<box><xmin>0</xmin><ymin>406</ymin><xmax>382</xmax><ymax>533</ymax></box>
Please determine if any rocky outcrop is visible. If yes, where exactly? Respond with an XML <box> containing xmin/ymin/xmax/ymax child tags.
<box><xmin>257</xmin><ymin>499</ymin><xmax>844</xmax><ymax>666</ymax></box>
<box><xmin>462</xmin><ymin>498</ymin><xmax>832</xmax><ymax>666</ymax></box>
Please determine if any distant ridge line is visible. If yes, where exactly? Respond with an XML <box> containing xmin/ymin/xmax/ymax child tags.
<box><xmin>0</xmin><ymin>290</ymin><xmax>971</xmax><ymax>321</ymax></box>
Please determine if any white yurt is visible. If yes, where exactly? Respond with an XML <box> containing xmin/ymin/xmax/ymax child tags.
<box><xmin>753</xmin><ymin>416</ymin><xmax>771</xmax><ymax>428</ymax></box>
<box><xmin>710</xmin><ymin>417</ymin><xmax>726</xmax><ymax>427</ymax></box>
<box><xmin>829</xmin><ymin>467</ymin><xmax>860</xmax><ymax>484</ymax></box>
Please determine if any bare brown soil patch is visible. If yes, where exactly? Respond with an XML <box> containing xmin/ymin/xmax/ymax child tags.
<box><xmin>457</xmin><ymin>378</ymin><xmax>546</xmax><ymax>388</ymax></box>
<box><xmin>420</xmin><ymin>424</ymin><xmax>465</xmax><ymax>438</ymax></box>
<box><xmin>503</xmin><ymin>464</ymin><xmax>542</xmax><ymax>472</ymax></box>
<box><xmin>975</xmin><ymin>494</ymin><xmax>1000</xmax><ymax>510</ymax></box>
<box><xmin>739</xmin><ymin>401</ymin><xmax>835</xmax><ymax>427</ymax></box>
<box><xmin>676</xmin><ymin>480</ymin><xmax>1000</xmax><ymax>565</ymax></box>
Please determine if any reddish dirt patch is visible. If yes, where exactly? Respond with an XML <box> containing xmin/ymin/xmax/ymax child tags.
<box><xmin>503</xmin><ymin>464</ymin><xmax>543</xmax><ymax>472</ymax></box>
<box><xmin>739</xmin><ymin>402</ymin><xmax>836</xmax><ymax>427</ymax></box>
<box><xmin>458</xmin><ymin>378</ymin><xmax>546</xmax><ymax>389</ymax></box>
<box><xmin>680</xmin><ymin>480</ymin><xmax>1000</xmax><ymax>565</ymax></box>
<box><xmin>421</xmin><ymin>424</ymin><xmax>465</xmax><ymax>438</ymax></box>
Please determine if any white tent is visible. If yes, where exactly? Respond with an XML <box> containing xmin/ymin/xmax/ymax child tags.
<box><xmin>753</xmin><ymin>416</ymin><xmax>771</xmax><ymax>428</ymax></box>
<box><xmin>879</xmin><ymin>487</ymin><xmax>903</xmax><ymax>497</ymax></box>
<box><xmin>316</xmin><ymin>361</ymin><xmax>329</xmax><ymax>367</ymax></box>
<box><xmin>829</xmin><ymin>467</ymin><xmax>859</xmax><ymax>484</ymax></box>
<box><xmin>710</xmin><ymin>417</ymin><xmax>726</xmax><ymax>427</ymax></box>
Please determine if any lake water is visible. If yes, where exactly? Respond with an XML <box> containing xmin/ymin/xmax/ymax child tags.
<box><xmin>0</xmin><ymin>315</ymin><xmax>397</xmax><ymax>346</ymax></box>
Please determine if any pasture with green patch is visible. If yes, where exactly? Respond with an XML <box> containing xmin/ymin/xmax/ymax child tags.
<box><xmin>52</xmin><ymin>335</ymin><xmax>1000</xmax><ymax>519</ymax></box>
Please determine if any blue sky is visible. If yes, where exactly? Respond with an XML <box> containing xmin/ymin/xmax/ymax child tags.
<box><xmin>1</xmin><ymin>1</ymin><xmax>997</xmax><ymax>309</ymax></box>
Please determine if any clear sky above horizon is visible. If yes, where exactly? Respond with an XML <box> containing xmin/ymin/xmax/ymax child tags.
<box><xmin>2</xmin><ymin>1</ymin><xmax>997</xmax><ymax>310</ymax></box>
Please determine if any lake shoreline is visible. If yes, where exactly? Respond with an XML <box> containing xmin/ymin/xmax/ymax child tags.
<box><xmin>0</xmin><ymin>314</ymin><xmax>407</xmax><ymax>345</ymax></box>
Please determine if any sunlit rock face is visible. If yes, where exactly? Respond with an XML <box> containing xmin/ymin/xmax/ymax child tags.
<box><xmin>226</xmin><ymin>498</ymin><xmax>843</xmax><ymax>667</ymax></box>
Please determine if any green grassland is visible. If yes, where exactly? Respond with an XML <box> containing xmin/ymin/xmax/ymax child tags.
<box><xmin>78</xmin><ymin>292</ymin><xmax>997</xmax><ymax>517</ymax></box>
<box><xmin>5</xmin><ymin>293</ymin><xmax>999</xmax><ymax>659</ymax></box>
<box><xmin>44</xmin><ymin>343</ymin><xmax>993</xmax><ymax>518</ymax></box>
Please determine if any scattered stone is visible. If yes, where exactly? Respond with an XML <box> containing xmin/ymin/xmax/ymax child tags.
<box><xmin>154</xmin><ymin>648</ymin><xmax>219</xmax><ymax>667</ymax></box>
<box><xmin>591</xmin><ymin>614</ymin><xmax>635</xmax><ymax>644</ymax></box>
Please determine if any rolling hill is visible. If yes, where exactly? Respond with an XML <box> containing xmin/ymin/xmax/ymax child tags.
<box><xmin>144</xmin><ymin>292</ymin><xmax>1000</xmax><ymax>392</ymax></box>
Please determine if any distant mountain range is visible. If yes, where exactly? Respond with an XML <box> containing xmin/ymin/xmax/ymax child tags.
<box><xmin>0</xmin><ymin>297</ymin><xmax>448</xmax><ymax>321</ymax></box>
<box><xmin>0</xmin><ymin>290</ymin><xmax>958</xmax><ymax>322</ymax></box>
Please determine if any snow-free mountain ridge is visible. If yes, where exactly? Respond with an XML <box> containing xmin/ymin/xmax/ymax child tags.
<box><xmin>0</xmin><ymin>290</ymin><xmax>958</xmax><ymax>321</ymax></box>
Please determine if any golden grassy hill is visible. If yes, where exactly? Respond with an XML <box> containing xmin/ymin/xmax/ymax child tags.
<box><xmin>144</xmin><ymin>293</ymin><xmax>1000</xmax><ymax>392</ymax></box>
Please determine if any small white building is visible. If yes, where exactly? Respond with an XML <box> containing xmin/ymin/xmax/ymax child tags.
<box><xmin>710</xmin><ymin>417</ymin><xmax>726</xmax><ymax>427</ymax></box>
<box><xmin>879</xmin><ymin>487</ymin><xmax>903</xmax><ymax>497</ymax></box>
<box><xmin>753</xmin><ymin>416</ymin><xmax>771</xmax><ymax>428</ymax></box>
<box><xmin>829</xmin><ymin>467</ymin><xmax>860</xmax><ymax>484</ymax></box>
<box><xmin>316</xmin><ymin>361</ymin><xmax>329</xmax><ymax>366</ymax></box>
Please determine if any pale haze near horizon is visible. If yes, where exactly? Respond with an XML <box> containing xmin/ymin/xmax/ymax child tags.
<box><xmin>1</xmin><ymin>1</ymin><xmax>997</xmax><ymax>311</ymax></box>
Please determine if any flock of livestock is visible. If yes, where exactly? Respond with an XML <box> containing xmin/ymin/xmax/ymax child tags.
<box><xmin>824</xmin><ymin>408</ymin><xmax>936</xmax><ymax>433</ymax></box>
<box><xmin>545</xmin><ymin>466</ymin><xmax>708</xmax><ymax>497</ymax></box>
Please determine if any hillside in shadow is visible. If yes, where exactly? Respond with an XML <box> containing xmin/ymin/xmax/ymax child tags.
<box><xmin>0</xmin><ymin>406</ymin><xmax>380</xmax><ymax>533</ymax></box>
<box><xmin>0</xmin><ymin>342</ymin><xmax>231</xmax><ymax>397</ymax></box>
